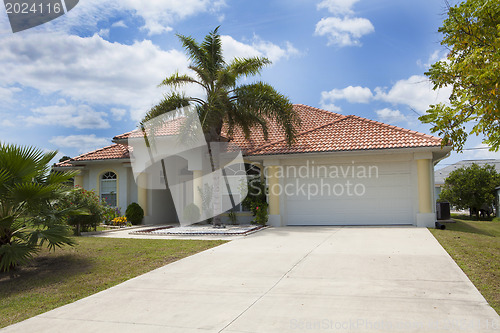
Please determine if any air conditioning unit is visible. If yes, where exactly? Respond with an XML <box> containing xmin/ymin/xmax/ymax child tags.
<box><xmin>436</xmin><ymin>202</ymin><xmax>450</xmax><ymax>220</ymax></box>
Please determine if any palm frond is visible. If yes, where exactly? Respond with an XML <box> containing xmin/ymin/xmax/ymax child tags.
<box><xmin>29</xmin><ymin>225</ymin><xmax>75</xmax><ymax>252</ymax></box>
<box><xmin>160</xmin><ymin>72</ymin><xmax>202</xmax><ymax>89</ymax></box>
<box><xmin>45</xmin><ymin>170</ymin><xmax>79</xmax><ymax>185</ymax></box>
<box><xmin>0</xmin><ymin>240</ymin><xmax>38</xmax><ymax>272</ymax></box>
<box><xmin>176</xmin><ymin>33</ymin><xmax>209</xmax><ymax>72</ymax></box>
<box><xmin>235</xmin><ymin>82</ymin><xmax>300</xmax><ymax>144</ymax></box>
<box><xmin>141</xmin><ymin>93</ymin><xmax>191</xmax><ymax>125</ymax></box>
<box><xmin>202</xmin><ymin>26</ymin><xmax>224</xmax><ymax>77</ymax></box>
<box><xmin>227</xmin><ymin>57</ymin><xmax>271</xmax><ymax>78</ymax></box>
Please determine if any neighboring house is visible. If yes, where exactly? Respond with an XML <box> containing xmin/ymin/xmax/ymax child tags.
<box><xmin>434</xmin><ymin>159</ymin><xmax>500</xmax><ymax>200</ymax></box>
<box><xmin>54</xmin><ymin>104</ymin><xmax>451</xmax><ymax>228</ymax></box>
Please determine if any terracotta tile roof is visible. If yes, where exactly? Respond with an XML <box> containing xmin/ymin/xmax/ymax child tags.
<box><xmin>246</xmin><ymin>112</ymin><xmax>442</xmax><ymax>156</ymax></box>
<box><xmin>113</xmin><ymin>116</ymin><xmax>186</xmax><ymax>141</ymax></box>
<box><xmin>55</xmin><ymin>160</ymin><xmax>73</xmax><ymax>167</ymax></box>
<box><xmin>56</xmin><ymin>104</ymin><xmax>443</xmax><ymax>164</ymax></box>
<box><xmin>54</xmin><ymin>144</ymin><xmax>129</xmax><ymax>167</ymax></box>
<box><xmin>226</xmin><ymin>104</ymin><xmax>346</xmax><ymax>154</ymax></box>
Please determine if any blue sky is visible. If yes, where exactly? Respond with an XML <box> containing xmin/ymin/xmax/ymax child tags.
<box><xmin>0</xmin><ymin>0</ymin><xmax>498</xmax><ymax>168</ymax></box>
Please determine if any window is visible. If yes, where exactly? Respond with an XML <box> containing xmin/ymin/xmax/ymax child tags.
<box><xmin>223</xmin><ymin>163</ymin><xmax>260</xmax><ymax>212</ymax></box>
<box><xmin>100</xmin><ymin>171</ymin><xmax>117</xmax><ymax>206</ymax></box>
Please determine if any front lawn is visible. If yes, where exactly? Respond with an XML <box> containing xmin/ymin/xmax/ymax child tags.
<box><xmin>0</xmin><ymin>237</ymin><xmax>227</xmax><ymax>328</ymax></box>
<box><xmin>430</xmin><ymin>218</ymin><xmax>500</xmax><ymax>314</ymax></box>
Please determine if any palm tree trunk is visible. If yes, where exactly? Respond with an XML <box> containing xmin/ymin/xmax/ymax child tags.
<box><xmin>206</xmin><ymin>141</ymin><xmax>221</xmax><ymax>226</ymax></box>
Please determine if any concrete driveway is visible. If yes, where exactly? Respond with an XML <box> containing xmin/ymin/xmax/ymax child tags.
<box><xmin>3</xmin><ymin>227</ymin><xmax>499</xmax><ymax>332</ymax></box>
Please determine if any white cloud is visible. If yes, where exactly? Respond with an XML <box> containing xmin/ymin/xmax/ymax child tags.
<box><xmin>0</xmin><ymin>31</ymin><xmax>295</xmax><ymax>123</ymax></box>
<box><xmin>50</xmin><ymin>134</ymin><xmax>110</xmax><ymax>153</ymax></box>
<box><xmin>417</xmin><ymin>50</ymin><xmax>447</xmax><ymax>68</ymax></box>
<box><xmin>315</xmin><ymin>16</ymin><xmax>374</xmax><ymax>47</ymax></box>
<box><xmin>221</xmin><ymin>35</ymin><xmax>299</xmax><ymax>63</ymax></box>
<box><xmin>320</xmin><ymin>85</ymin><xmax>373</xmax><ymax>111</ymax></box>
<box><xmin>98</xmin><ymin>28</ymin><xmax>110</xmax><ymax>38</ymax></box>
<box><xmin>375</xmin><ymin>108</ymin><xmax>408</xmax><ymax>124</ymax></box>
<box><xmin>319</xmin><ymin>102</ymin><xmax>342</xmax><ymax>113</ymax></box>
<box><xmin>315</xmin><ymin>0</ymin><xmax>373</xmax><ymax>47</ymax></box>
<box><xmin>0</xmin><ymin>32</ymin><xmax>190</xmax><ymax>121</ymax></box>
<box><xmin>374</xmin><ymin>75</ymin><xmax>451</xmax><ymax>113</ymax></box>
<box><xmin>0</xmin><ymin>119</ymin><xmax>15</xmax><ymax>127</ymax></box>
<box><xmin>111</xmin><ymin>20</ymin><xmax>127</xmax><ymax>28</ymax></box>
<box><xmin>51</xmin><ymin>0</ymin><xmax>226</xmax><ymax>35</ymax></box>
<box><xmin>317</xmin><ymin>0</ymin><xmax>360</xmax><ymax>15</ymax></box>
<box><xmin>0</xmin><ymin>86</ymin><xmax>21</xmax><ymax>103</ymax></box>
<box><xmin>110</xmin><ymin>108</ymin><xmax>127</xmax><ymax>120</ymax></box>
<box><xmin>322</xmin><ymin>85</ymin><xmax>373</xmax><ymax>103</ymax></box>
<box><xmin>25</xmin><ymin>104</ymin><xmax>110</xmax><ymax>129</ymax></box>
<box><xmin>319</xmin><ymin>75</ymin><xmax>451</xmax><ymax>114</ymax></box>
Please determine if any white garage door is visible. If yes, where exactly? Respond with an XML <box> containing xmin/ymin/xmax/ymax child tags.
<box><xmin>284</xmin><ymin>160</ymin><xmax>414</xmax><ymax>225</ymax></box>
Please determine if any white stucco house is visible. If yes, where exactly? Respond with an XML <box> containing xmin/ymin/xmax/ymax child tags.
<box><xmin>54</xmin><ymin>104</ymin><xmax>451</xmax><ymax>228</ymax></box>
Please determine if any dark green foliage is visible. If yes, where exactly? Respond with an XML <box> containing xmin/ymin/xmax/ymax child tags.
<box><xmin>0</xmin><ymin>143</ymin><xmax>77</xmax><ymax>272</ymax></box>
<box><xmin>58</xmin><ymin>188</ymin><xmax>106</xmax><ymax>235</ymax></box>
<box><xmin>125</xmin><ymin>202</ymin><xmax>144</xmax><ymax>225</ymax></box>
<box><xmin>242</xmin><ymin>176</ymin><xmax>268</xmax><ymax>225</ymax></box>
<box><xmin>439</xmin><ymin>163</ymin><xmax>500</xmax><ymax>218</ymax></box>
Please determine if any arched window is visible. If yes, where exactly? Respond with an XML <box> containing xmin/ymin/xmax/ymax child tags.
<box><xmin>100</xmin><ymin>171</ymin><xmax>117</xmax><ymax>206</ymax></box>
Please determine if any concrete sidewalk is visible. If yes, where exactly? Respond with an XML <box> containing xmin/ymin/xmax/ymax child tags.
<box><xmin>3</xmin><ymin>227</ymin><xmax>499</xmax><ymax>332</ymax></box>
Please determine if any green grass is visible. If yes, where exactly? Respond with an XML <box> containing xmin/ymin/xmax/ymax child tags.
<box><xmin>0</xmin><ymin>237</ymin><xmax>227</xmax><ymax>328</ymax></box>
<box><xmin>450</xmin><ymin>213</ymin><xmax>495</xmax><ymax>221</ymax></box>
<box><xmin>430</xmin><ymin>218</ymin><xmax>500</xmax><ymax>314</ymax></box>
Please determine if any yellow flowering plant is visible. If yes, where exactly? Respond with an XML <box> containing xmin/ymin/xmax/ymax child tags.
<box><xmin>111</xmin><ymin>216</ymin><xmax>128</xmax><ymax>226</ymax></box>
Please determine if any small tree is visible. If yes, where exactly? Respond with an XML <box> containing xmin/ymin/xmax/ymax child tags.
<box><xmin>58</xmin><ymin>188</ymin><xmax>107</xmax><ymax>235</ymax></box>
<box><xmin>439</xmin><ymin>163</ymin><xmax>500</xmax><ymax>218</ymax></box>
<box><xmin>419</xmin><ymin>0</ymin><xmax>500</xmax><ymax>151</ymax></box>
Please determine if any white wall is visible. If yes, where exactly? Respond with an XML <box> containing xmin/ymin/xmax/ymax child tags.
<box><xmin>85</xmin><ymin>162</ymin><xmax>130</xmax><ymax>213</ymax></box>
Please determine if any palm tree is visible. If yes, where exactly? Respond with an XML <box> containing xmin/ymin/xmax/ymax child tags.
<box><xmin>141</xmin><ymin>27</ymin><xmax>300</xmax><ymax>225</ymax></box>
<box><xmin>0</xmin><ymin>143</ymin><xmax>77</xmax><ymax>272</ymax></box>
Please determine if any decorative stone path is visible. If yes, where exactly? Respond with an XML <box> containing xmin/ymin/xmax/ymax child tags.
<box><xmin>131</xmin><ymin>224</ymin><xmax>266</xmax><ymax>236</ymax></box>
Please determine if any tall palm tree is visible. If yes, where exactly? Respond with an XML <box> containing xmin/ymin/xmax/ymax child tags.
<box><xmin>141</xmin><ymin>27</ymin><xmax>300</xmax><ymax>225</ymax></box>
<box><xmin>0</xmin><ymin>143</ymin><xmax>77</xmax><ymax>272</ymax></box>
<box><xmin>142</xmin><ymin>27</ymin><xmax>300</xmax><ymax>143</ymax></box>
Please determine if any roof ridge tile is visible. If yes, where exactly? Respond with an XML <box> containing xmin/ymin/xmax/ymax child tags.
<box><xmin>293</xmin><ymin>103</ymin><xmax>343</xmax><ymax>118</ymax></box>
<box><xmin>247</xmin><ymin>115</ymin><xmax>349</xmax><ymax>155</ymax></box>
<box><xmin>70</xmin><ymin>143</ymin><xmax>117</xmax><ymax>161</ymax></box>
<box><xmin>348</xmin><ymin>114</ymin><xmax>441</xmax><ymax>141</ymax></box>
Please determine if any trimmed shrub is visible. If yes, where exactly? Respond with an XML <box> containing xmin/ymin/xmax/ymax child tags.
<box><xmin>253</xmin><ymin>201</ymin><xmax>268</xmax><ymax>226</ymax></box>
<box><xmin>126</xmin><ymin>202</ymin><xmax>144</xmax><ymax>225</ymax></box>
<box><xmin>183</xmin><ymin>203</ymin><xmax>200</xmax><ymax>223</ymax></box>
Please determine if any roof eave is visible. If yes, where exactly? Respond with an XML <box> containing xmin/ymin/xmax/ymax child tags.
<box><xmin>245</xmin><ymin>145</ymin><xmax>450</xmax><ymax>160</ymax></box>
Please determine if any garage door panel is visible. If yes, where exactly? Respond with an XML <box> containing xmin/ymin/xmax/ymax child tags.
<box><xmin>284</xmin><ymin>160</ymin><xmax>414</xmax><ymax>226</ymax></box>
